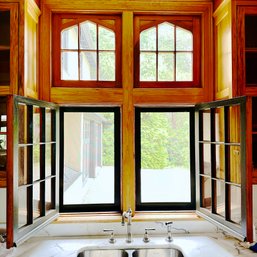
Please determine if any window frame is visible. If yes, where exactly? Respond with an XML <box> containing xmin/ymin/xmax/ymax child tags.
<box><xmin>134</xmin><ymin>15</ymin><xmax>201</xmax><ymax>88</ymax></box>
<box><xmin>135</xmin><ymin>107</ymin><xmax>196</xmax><ymax>211</ymax></box>
<box><xmin>52</xmin><ymin>13</ymin><xmax>122</xmax><ymax>88</ymax></box>
<box><xmin>59</xmin><ymin>106</ymin><xmax>121</xmax><ymax>212</ymax></box>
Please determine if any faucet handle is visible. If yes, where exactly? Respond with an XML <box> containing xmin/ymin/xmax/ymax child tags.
<box><xmin>143</xmin><ymin>228</ymin><xmax>155</xmax><ymax>243</ymax></box>
<box><xmin>103</xmin><ymin>229</ymin><xmax>116</xmax><ymax>244</ymax></box>
<box><xmin>164</xmin><ymin>222</ymin><xmax>173</xmax><ymax>242</ymax></box>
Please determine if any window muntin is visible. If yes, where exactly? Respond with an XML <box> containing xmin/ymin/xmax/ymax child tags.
<box><xmin>52</xmin><ymin>14</ymin><xmax>121</xmax><ymax>87</ymax></box>
<box><xmin>60</xmin><ymin>107</ymin><xmax>120</xmax><ymax>212</ymax></box>
<box><xmin>134</xmin><ymin>16</ymin><xmax>200</xmax><ymax>88</ymax></box>
<box><xmin>135</xmin><ymin>107</ymin><xmax>195</xmax><ymax>210</ymax></box>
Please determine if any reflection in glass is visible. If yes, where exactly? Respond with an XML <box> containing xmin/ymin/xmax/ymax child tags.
<box><xmin>201</xmin><ymin>176</ymin><xmax>211</xmax><ymax>211</ymax></box>
<box><xmin>18</xmin><ymin>103</ymin><xmax>27</xmax><ymax>144</ymax></box>
<box><xmin>45</xmin><ymin>178</ymin><xmax>54</xmax><ymax>212</ymax></box>
<box><xmin>18</xmin><ymin>188</ymin><xmax>28</xmax><ymax>228</ymax></box>
<box><xmin>99</xmin><ymin>52</ymin><xmax>115</xmax><ymax>81</ymax></box>
<box><xmin>140</xmin><ymin>27</ymin><xmax>156</xmax><ymax>51</ymax></box>
<box><xmin>80</xmin><ymin>51</ymin><xmax>97</xmax><ymax>80</ymax></box>
<box><xmin>216</xmin><ymin>144</ymin><xmax>225</xmax><ymax>179</ymax></box>
<box><xmin>63</xmin><ymin>112</ymin><xmax>115</xmax><ymax>204</ymax></box>
<box><xmin>18</xmin><ymin>146</ymin><xmax>28</xmax><ymax>186</ymax></box>
<box><xmin>202</xmin><ymin>143</ymin><xmax>211</xmax><ymax>175</ymax></box>
<box><xmin>228</xmin><ymin>104</ymin><xmax>241</xmax><ymax>143</ymax></box>
<box><xmin>45</xmin><ymin>144</ymin><xmax>52</xmax><ymax>177</ymax></box>
<box><xmin>33</xmin><ymin>106</ymin><xmax>40</xmax><ymax>143</ymax></box>
<box><xmin>215</xmin><ymin>180</ymin><xmax>225</xmax><ymax>217</ymax></box>
<box><xmin>61</xmin><ymin>25</ymin><xmax>78</xmax><ymax>49</ymax></box>
<box><xmin>61</xmin><ymin>52</ymin><xmax>78</xmax><ymax>80</ymax></box>
<box><xmin>140</xmin><ymin>53</ymin><xmax>156</xmax><ymax>81</ymax></box>
<box><xmin>158</xmin><ymin>22</ymin><xmax>174</xmax><ymax>51</ymax></box>
<box><xmin>33</xmin><ymin>145</ymin><xmax>40</xmax><ymax>181</ymax></box>
<box><xmin>45</xmin><ymin>108</ymin><xmax>52</xmax><ymax>142</ymax></box>
<box><xmin>140</xmin><ymin>112</ymin><xmax>191</xmax><ymax>203</ymax></box>
<box><xmin>215</xmin><ymin>107</ymin><xmax>225</xmax><ymax>142</ymax></box>
<box><xmin>230</xmin><ymin>185</ymin><xmax>241</xmax><ymax>224</ymax></box>
<box><xmin>158</xmin><ymin>53</ymin><xmax>174</xmax><ymax>81</ymax></box>
<box><xmin>80</xmin><ymin>21</ymin><xmax>96</xmax><ymax>50</ymax></box>
<box><xmin>176</xmin><ymin>53</ymin><xmax>193</xmax><ymax>81</ymax></box>
<box><xmin>33</xmin><ymin>183</ymin><xmax>41</xmax><ymax>219</ymax></box>
<box><xmin>229</xmin><ymin>145</ymin><xmax>241</xmax><ymax>184</ymax></box>
<box><xmin>202</xmin><ymin>110</ymin><xmax>211</xmax><ymax>141</ymax></box>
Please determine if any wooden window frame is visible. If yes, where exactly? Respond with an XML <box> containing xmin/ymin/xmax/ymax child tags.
<box><xmin>52</xmin><ymin>13</ymin><xmax>122</xmax><ymax>88</ymax></box>
<box><xmin>134</xmin><ymin>15</ymin><xmax>201</xmax><ymax>88</ymax></box>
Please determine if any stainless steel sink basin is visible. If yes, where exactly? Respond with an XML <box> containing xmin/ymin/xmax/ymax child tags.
<box><xmin>77</xmin><ymin>248</ymin><xmax>184</xmax><ymax>257</ymax></box>
<box><xmin>132</xmin><ymin>248</ymin><xmax>184</xmax><ymax>257</ymax></box>
<box><xmin>77</xmin><ymin>249</ymin><xmax>128</xmax><ymax>257</ymax></box>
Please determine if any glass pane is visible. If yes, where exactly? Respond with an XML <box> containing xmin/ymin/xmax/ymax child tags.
<box><xmin>63</xmin><ymin>112</ymin><xmax>115</xmax><ymax>204</ymax></box>
<box><xmin>61</xmin><ymin>51</ymin><xmax>78</xmax><ymax>80</ymax></box>
<box><xmin>18</xmin><ymin>187</ymin><xmax>28</xmax><ymax>228</ymax></box>
<box><xmin>80</xmin><ymin>21</ymin><xmax>96</xmax><ymax>50</ymax></box>
<box><xmin>45</xmin><ymin>108</ymin><xmax>52</xmax><ymax>142</ymax></box>
<box><xmin>140</xmin><ymin>112</ymin><xmax>191</xmax><ymax>203</ymax></box>
<box><xmin>245</xmin><ymin>52</ymin><xmax>257</xmax><ymax>85</ymax></box>
<box><xmin>176</xmin><ymin>27</ymin><xmax>193</xmax><ymax>51</ymax></box>
<box><xmin>158</xmin><ymin>22</ymin><xmax>174</xmax><ymax>51</ymax></box>
<box><xmin>33</xmin><ymin>183</ymin><xmax>41</xmax><ymax>219</ymax></box>
<box><xmin>245</xmin><ymin>16</ymin><xmax>257</xmax><ymax>48</ymax></box>
<box><xmin>215</xmin><ymin>107</ymin><xmax>225</xmax><ymax>142</ymax></box>
<box><xmin>140</xmin><ymin>27</ymin><xmax>156</xmax><ymax>51</ymax></box>
<box><xmin>158</xmin><ymin>53</ymin><xmax>174</xmax><ymax>81</ymax></box>
<box><xmin>216</xmin><ymin>144</ymin><xmax>225</xmax><ymax>179</ymax></box>
<box><xmin>33</xmin><ymin>145</ymin><xmax>40</xmax><ymax>181</ymax></box>
<box><xmin>18</xmin><ymin>146</ymin><xmax>29</xmax><ymax>186</ymax></box>
<box><xmin>18</xmin><ymin>103</ymin><xmax>28</xmax><ymax>144</ymax></box>
<box><xmin>202</xmin><ymin>110</ymin><xmax>211</xmax><ymax>141</ymax></box>
<box><xmin>229</xmin><ymin>145</ymin><xmax>241</xmax><ymax>184</ymax></box>
<box><xmin>0</xmin><ymin>11</ymin><xmax>10</xmax><ymax>46</ymax></box>
<box><xmin>230</xmin><ymin>185</ymin><xmax>241</xmax><ymax>224</ymax></box>
<box><xmin>61</xmin><ymin>25</ymin><xmax>78</xmax><ymax>49</ymax></box>
<box><xmin>200</xmin><ymin>176</ymin><xmax>211</xmax><ymax>211</ymax></box>
<box><xmin>176</xmin><ymin>53</ymin><xmax>193</xmax><ymax>81</ymax></box>
<box><xmin>202</xmin><ymin>143</ymin><xmax>211</xmax><ymax>175</ymax></box>
<box><xmin>0</xmin><ymin>50</ymin><xmax>10</xmax><ymax>85</ymax></box>
<box><xmin>228</xmin><ymin>104</ymin><xmax>241</xmax><ymax>143</ymax></box>
<box><xmin>140</xmin><ymin>53</ymin><xmax>156</xmax><ymax>81</ymax></box>
<box><xmin>0</xmin><ymin>134</ymin><xmax>6</xmax><ymax>171</ymax></box>
<box><xmin>99</xmin><ymin>26</ymin><xmax>115</xmax><ymax>50</ymax></box>
<box><xmin>215</xmin><ymin>180</ymin><xmax>225</xmax><ymax>217</ymax></box>
<box><xmin>33</xmin><ymin>106</ymin><xmax>40</xmax><ymax>143</ymax></box>
<box><xmin>46</xmin><ymin>144</ymin><xmax>52</xmax><ymax>177</ymax></box>
<box><xmin>80</xmin><ymin>51</ymin><xmax>97</xmax><ymax>80</ymax></box>
<box><xmin>46</xmin><ymin>178</ymin><xmax>54</xmax><ymax>212</ymax></box>
<box><xmin>99</xmin><ymin>52</ymin><xmax>115</xmax><ymax>81</ymax></box>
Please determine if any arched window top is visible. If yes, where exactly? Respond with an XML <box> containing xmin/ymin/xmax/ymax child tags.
<box><xmin>52</xmin><ymin>14</ymin><xmax>121</xmax><ymax>87</ymax></box>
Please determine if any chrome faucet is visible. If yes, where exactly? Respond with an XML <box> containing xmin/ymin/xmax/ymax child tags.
<box><xmin>121</xmin><ymin>208</ymin><xmax>133</xmax><ymax>243</ymax></box>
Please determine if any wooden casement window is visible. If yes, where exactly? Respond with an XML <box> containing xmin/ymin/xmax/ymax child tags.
<box><xmin>134</xmin><ymin>15</ymin><xmax>201</xmax><ymax>88</ymax></box>
<box><xmin>52</xmin><ymin>14</ymin><xmax>122</xmax><ymax>88</ymax></box>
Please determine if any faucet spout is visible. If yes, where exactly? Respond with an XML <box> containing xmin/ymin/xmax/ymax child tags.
<box><xmin>121</xmin><ymin>208</ymin><xmax>133</xmax><ymax>243</ymax></box>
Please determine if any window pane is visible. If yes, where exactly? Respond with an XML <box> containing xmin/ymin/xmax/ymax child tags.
<box><xmin>140</xmin><ymin>53</ymin><xmax>156</xmax><ymax>81</ymax></box>
<box><xmin>216</xmin><ymin>144</ymin><xmax>225</xmax><ymax>179</ymax></box>
<box><xmin>99</xmin><ymin>26</ymin><xmax>115</xmax><ymax>50</ymax></box>
<box><xmin>202</xmin><ymin>110</ymin><xmax>211</xmax><ymax>141</ymax></box>
<box><xmin>176</xmin><ymin>27</ymin><xmax>193</xmax><ymax>51</ymax></box>
<box><xmin>61</xmin><ymin>52</ymin><xmax>78</xmax><ymax>80</ymax></box>
<box><xmin>63</xmin><ymin>112</ymin><xmax>115</xmax><ymax>204</ymax></box>
<box><xmin>228</xmin><ymin>105</ymin><xmax>241</xmax><ymax>143</ymax></box>
<box><xmin>201</xmin><ymin>176</ymin><xmax>211</xmax><ymax>211</ymax></box>
<box><xmin>46</xmin><ymin>144</ymin><xmax>52</xmax><ymax>177</ymax></box>
<box><xmin>140</xmin><ymin>112</ymin><xmax>190</xmax><ymax>203</ymax></box>
<box><xmin>33</xmin><ymin>106</ymin><xmax>40</xmax><ymax>143</ymax></box>
<box><xmin>216</xmin><ymin>180</ymin><xmax>225</xmax><ymax>217</ymax></box>
<box><xmin>46</xmin><ymin>178</ymin><xmax>54</xmax><ymax>212</ymax></box>
<box><xmin>140</xmin><ymin>27</ymin><xmax>156</xmax><ymax>51</ymax></box>
<box><xmin>61</xmin><ymin>25</ymin><xmax>78</xmax><ymax>49</ymax></box>
<box><xmin>33</xmin><ymin>183</ymin><xmax>41</xmax><ymax>219</ymax></box>
<box><xmin>229</xmin><ymin>145</ymin><xmax>241</xmax><ymax>184</ymax></box>
<box><xmin>18</xmin><ymin>146</ymin><xmax>29</xmax><ymax>186</ymax></box>
<box><xmin>176</xmin><ymin>53</ymin><xmax>193</xmax><ymax>81</ymax></box>
<box><xmin>33</xmin><ymin>145</ymin><xmax>40</xmax><ymax>181</ymax></box>
<box><xmin>18</xmin><ymin>188</ymin><xmax>28</xmax><ymax>228</ymax></box>
<box><xmin>202</xmin><ymin>143</ymin><xmax>211</xmax><ymax>175</ymax></box>
<box><xmin>230</xmin><ymin>185</ymin><xmax>241</xmax><ymax>224</ymax></box>
<box><xmin>18</xmin><ymin>103</ymin><xmax>28</xmax><ymax>144</ymax></box>
<box><xmin>158</xmin><ymin>22</ymin><xmax>174</xmax><ymax>51</ymax></box>
<box><xmin>45</xmin><ymin>108</ymin><xmax>52</xmax><ymax>142</ymax></box>
<box><xmin>158</xmin><ymin>53</ymin><xmax>174</xmax><ymax>81</ymax></box>
<box><xmin>215</xmin><ymin>107</ymin><xmax>225</xmax><ymax>142</ymax></box>
<box><xmin>80</xmin><ymin>21</ymin><xmax>96</xmax><ymax>50</ymax></box>
<box><xmin>80</xmin><ymin>51</ymin><xmax>97</xmax><ymax>80</ymax></box>
<box><xmin>99</xmin><ymin>52</ymin><xmax>115</xmax><ymax>81</ymax></box>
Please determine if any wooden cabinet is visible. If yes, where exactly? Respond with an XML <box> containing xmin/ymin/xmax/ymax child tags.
<box><xmin>0</xmin><ymin>3</ymin><xmax>18</xmax><ymax>95</ymax></box>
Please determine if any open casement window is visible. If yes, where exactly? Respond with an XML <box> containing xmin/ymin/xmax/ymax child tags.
<box><xmin>52</xmin><ymin>14</ymin><xmax>122</xmax><ymax>88</ymax></box>
<box><xmin>195</xmin><ymin>96</ymin><xmax>252</xmax><ymax>241</ymax></box>
<box><xmin>6</xmin><ymin>95</ymin><xmax>59</xmax><ymax>248</ymax></box>
<box><xmin>134</xmin><ymin>15</ymin><xmax>201</xmax><ymax>88</ymax></box>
